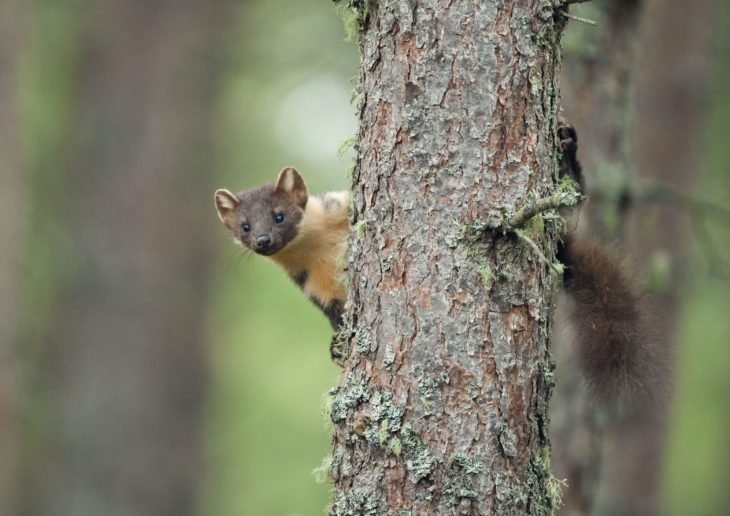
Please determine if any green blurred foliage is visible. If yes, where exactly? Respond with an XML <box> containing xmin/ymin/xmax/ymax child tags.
<box><xmin>199</xmin><ymin>1</ymin><xmax>356</xmax><ymax>515</ymax></box>
<box><xmin>17</xmin><ymin>0</ymin><xmax>86</xmax><ymax>479</ymax></box>
<box><xmin>663</xmin><ymin>4</ymin><xmax>730</xmax><ymax>514</ymax></box>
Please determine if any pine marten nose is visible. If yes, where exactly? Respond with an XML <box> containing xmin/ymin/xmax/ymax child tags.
<box><xmin>256</xmin><ymin>234</ymin><xmax>272</xmax><ymax>249</ymax></box>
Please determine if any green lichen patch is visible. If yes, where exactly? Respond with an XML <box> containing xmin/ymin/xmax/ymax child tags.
<box><xmin>556</xmin><ymin>173</ymin><xmax>580</xmax><ymax>196</ymax></box>
<box><xmin>446</xmin><ymin>219</ymin><xmax>489</xmax><ymax>249</ymax></box>
<box><xmin>354</xmin><ymin>329</ymin><xmax>372</xmax><ymax>354</ymax></box>
<box><xmin>330</xmin><ymin>372</ymin><xmax>371</xmax><ymax>423</ymax></box>
<box><xmin>333</xmin><ymin>382</ymin><xmax>407</xmax><ymax>458</ymax></box>
<box><xmin>333</xmin><ymin>488</ymin><xmax>379</xmax><ymax>516</ymax></box>
<box><xmin>527</xmin><ymin>447</ymin><xmax>566</xmax><ymax>515</ymax></box>
<box><xmin>363</xmin><ymin>424</ymin><xmax>383</xmax><ymax>446</ymax></box>
<box><xmin>361</xmin><ymin>389</ymin><xmax>406</xmax><ymax>454</ymax></box>
<box><xmin>388</xmin><ymin>436</ymin><xmax>402</xmax><ymax>456</ymax></box>
<box><xmin>445</xmin><ymin>225</ymin><xmax>468</xmax><ymax>249</ymax></box>
<box><xmin>448</xmin><ymin>452</ymin><xmax>483</xmax><ymax>476</ymax></box>
<box><xmin>446</xmin><ymin>220</ymin><xmax>496</xmax><ymax>291</ymax></box>
<box><xmin>443</xmin><ymin>452</ymin><xmax>483</xmax><ymax>507</ymax></box>
<box><xmin>401</xmin><ymin>423</ymin><xmax>437</xmax><ymax>483</ymax></box>
<box><xmin>494</xmin><ymin>471</ymin><xmax>529</xmax><ymax>510</ymax></box>
<box><xmin>417</xmin><ymin>371</ymin><xmax>449</xmax><ymax>416</ymax></box>
<box><xmin>312</xmin><ymin>454</ymin><xmax>334</xmax><ymax>484</ymax></box>
<box><xmin>479</xmin><ymin>261</ymin><xmax>493</xmax><ymax>289</ymax></box>
<box><xmin>334</xmin><ymin>0</ymin><xmax>372</xmax><ymax>41</ymax></box>
<box><xmin>338</xmin><ymin>134</ymin><xmax>358</xmax><ymax>158</ymax></box>
<box><xmin>417</xmin><ymin>375</ymin><xmax>445</xmax><ymax>400</ymax></box>
<box><xmin>523</xmin><ymin>215</ymin><xmax>546</xmax><ymax>241</ymax></box>
<box><xmin>355</xmin><ymin>219</ymin><xmax>368</xmax><ymax>240</ymax></box>
<box><xmin>369</xmin><ymin>390</ymin><xmax>404</xmax><ymax>434</ymax></box>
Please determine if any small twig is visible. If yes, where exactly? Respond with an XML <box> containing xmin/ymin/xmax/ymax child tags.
<box><xmin>561</xmin><ymin>0</ymin><xmax>594</xmax><ymax>5</ymax></box>
<box><xmin>640</xmin><ymin>182</ymin><xmax>730</xmax><ymax>222</ymax></box>
<box><xmin>590</xmin><ymin>180</ymin><xmax>730</xmax><ymax>223</ymax></box>
<box><xmin>508</xmin><ymin>191</ymin><xmax>582</xmax><ymax>228</ymax></box>
<box><xmin>515</xmin><ymin>229</ymin><xmax>564</xmax><ymax>275</ymax></box>
<box><xmin>690</xmin><ymin>213</ymin><xmax>730</xmax><ymax>282</ymax></box>
<box><xmin>563</xmin><ymin>12</ymin><xmax>597</xmax><ymax>25</ymax></box>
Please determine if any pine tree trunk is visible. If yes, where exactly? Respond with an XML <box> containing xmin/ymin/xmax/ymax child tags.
<box><xmin>0</xmin><ymin>0</ymin><xmax>27</xmax><ymax>512</ymax></box>
<box><xmin>553</xmin><ymin>1</ymin><xmax>717</xmax><ymax>514</ymax></box>
<box><xmin>331</xmin><ymin>1</ymin><xmax>567</xmax><ymax>513</ymax></box>
<box><xmin>18</xmin><ymin>3</ymin><xmax>234</xmax><ymax>515</ymax></box>
<box><xmin>600</xmin><ymin>0</ymin><xmax>716</xmax><ymax>514</ymax></box>
<box><xmin>551</xmin><ymin>2</ymin><xmax>644</xmax><ymax>514</ymax></box>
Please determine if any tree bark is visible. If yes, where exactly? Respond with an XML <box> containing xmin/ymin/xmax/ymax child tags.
<box><xmin>19</xmin><ymin>2</ymin><xmax>233</xmax><ymax>515</ymax></box>
<box><xmin>330</xmin><ymin>1</ymin><xmax>567</xmax><ymax>513</ymax></box>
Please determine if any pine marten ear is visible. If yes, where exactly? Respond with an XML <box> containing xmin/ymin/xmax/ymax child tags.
<box><xmin>214</xmin><ymin>188</ymin><xmax>241</xmax><ymax>226</ymax></box>
<box><xmin>274</xmin><ymin>166</ymin><xmax>308</xmax><ymax>208</ymax></box>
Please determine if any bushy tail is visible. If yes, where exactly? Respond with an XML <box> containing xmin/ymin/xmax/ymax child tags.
<box><xmin>557</xmin><ymin>235</ymin><xmax>665</xmax><ymax>409</ymax></box>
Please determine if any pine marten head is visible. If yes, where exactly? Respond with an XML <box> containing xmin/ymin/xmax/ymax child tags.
<box><xmin>214</xmin><ymin>167</ymin><xmax>308</xmax><ymax>256</ymax></box>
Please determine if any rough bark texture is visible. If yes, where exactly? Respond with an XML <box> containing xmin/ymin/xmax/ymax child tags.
<box><xmin>18</xmin><ymin>3</ymin><xmax>233</xmax><ymax>515</ymax></box>
<box><xmin>330</xmin><ymin>1</ymin><xmax>567</xmax><ymax>514</ymax></box>
<box><xmin>0</xmin><ymin>0</ymin><xmax>26</xmax><ymax>512</ymax></box>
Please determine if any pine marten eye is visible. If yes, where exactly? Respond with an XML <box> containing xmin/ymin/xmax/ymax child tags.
<box><xmin>241</xmin><ymin>223</ymin><xmax>250</xmax><ymax>234</ymax></box>
<box><xmin>274</xmin><ymin>213</ymin><xmax>285</xmax><ymax>224</ymax></box>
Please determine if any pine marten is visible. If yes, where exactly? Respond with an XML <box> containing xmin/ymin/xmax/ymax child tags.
<box><xmin>214</xmin><ymin>167</ymin><xmax>350</xmax><ymax>329</ymax></box>
<box><xmin>214</xmin><ymin>124</ymin><xmax>659</xmax><ymax>407</ymax></box>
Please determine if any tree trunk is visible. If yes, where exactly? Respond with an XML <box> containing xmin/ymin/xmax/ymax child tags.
<box><xmin>0</xmin><ymin>0</ymin><xmax>27</xmax><ymax>512</ymax></box>
<box><xmin>19</xmin><ymin>2</ymin><xmax>233</xmax><ymax>515</ymax></box>
<box><xmin>599</xmin><ymin>0</ymin><xmax>716</xmax><ymax>514</ymax></box>
<box><xmin>553</xmin><ymin>1</ymin><xmax>717</xmax><ymax>514</ymax></box>
<box><xmin>330</xmin><ymin>1</ymin><xmax>567</xmax><ymax>513</ymax></box>
<box><xmin>551</xmin><ymin>2</ymin><xmax>644</xmax><ymax>514</ymax></box>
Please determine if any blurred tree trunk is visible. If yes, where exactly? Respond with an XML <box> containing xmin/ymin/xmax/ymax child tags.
<box><xmin>0</xmin><ymin>0</ymin><xmax>27</xmax><ymax>513</ymax></box>
<box><xmin>600</xmin><ymin>0</ymin><xmax>716</xmax><ymax>514</ymax></box>
<box><xmin>552</xmin><ymin>2</ymin><xmax>644</xmax><ymax>514</ymax></box>
<box><xmin>19</xmin><ymin>2</ymin><xmax>233</xmax><ymax>516</ymax></box>
<box><xmin>330</xmin><ymin>1</ymin><xmax>567</xmax><ymax>513</ymax></box>
<box><xmin>554</xmin><ymin>0</ymin><xmax>716</xmax><ymax>514</ymax></box>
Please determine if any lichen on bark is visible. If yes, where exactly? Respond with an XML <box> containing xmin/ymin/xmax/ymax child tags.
<box><xmin>331</xmin><ymin>1</ymin><xmax>568</xmax><ymax>514</ymax></box>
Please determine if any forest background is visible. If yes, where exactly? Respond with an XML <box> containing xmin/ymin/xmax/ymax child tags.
<box><xmin>1</xmin><ymin>0</ymin><xmax>728</xmax><ymax>515</ymax></box>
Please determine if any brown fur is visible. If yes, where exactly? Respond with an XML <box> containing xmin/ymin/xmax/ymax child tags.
<box><xmin>270</xmin><ymin>192</ymin><xmax>350</xmax><ymax>314</ymax></box>
<box><xmin>556</xmin><ymin>121</ymin><xmax>663</xmax><ymax>409</ymax></box>
<box><xmin>214</xmin><ymin>167</ymin><xmax>350</xmax><ymax>329</ymax></box>
<box><xmin>557</xmin><ymin>236</ymin><xmax>663</xmax><ymax>408</ymax></box>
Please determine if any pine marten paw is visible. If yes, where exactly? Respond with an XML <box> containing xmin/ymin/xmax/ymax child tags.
<box><xmin>330</xmin><ymin>334</ymin><xmax>346</xmax><ymax>367</ymax></box>
<box><xmin>557</xmin><ymin>118</ymin><xmax>584</xmax><ymax>192</ymax></box>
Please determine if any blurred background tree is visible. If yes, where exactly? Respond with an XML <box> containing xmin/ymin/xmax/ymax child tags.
<box><xmin>15</xmin><ymin>1</ymin><xmax>236</xmax><ymax>515</ymax></box>
<box><xmin>2</xmin><ymin>0</ymin><xmax>728</xmax><ymax>515</ymax></box>
<box><xmin>554</xmin><ymin>0</ymin><xmax>719</xmax><ymax>515</ymax></box>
